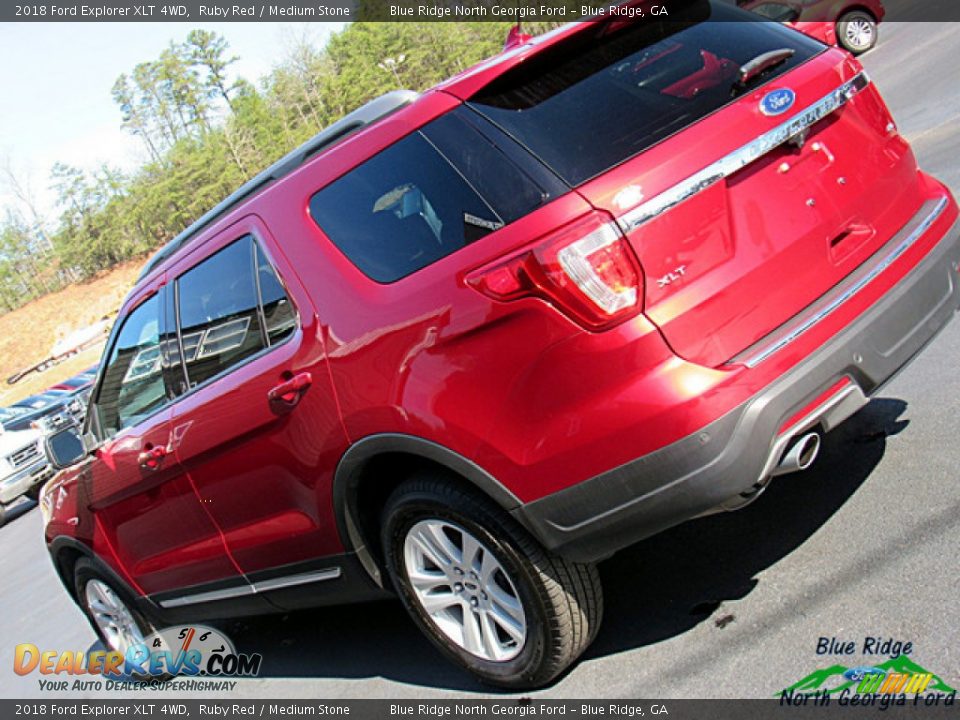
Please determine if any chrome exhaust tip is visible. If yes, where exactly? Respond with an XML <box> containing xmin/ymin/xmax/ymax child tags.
<box><xmin>771</xmin><ymin>432</ymin><xmax>821</xmax><ymax>477</ymax></box>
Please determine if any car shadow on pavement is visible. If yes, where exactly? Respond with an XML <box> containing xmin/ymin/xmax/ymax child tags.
<box><xmin>217</xmin><ymin>398</ymin><xmax>908</xmax><ymax>692</ymax></box>
<box><xmin>586</xmin><ymin>397</ymin><xmax>908</xmax><ymax>660</ymax></box>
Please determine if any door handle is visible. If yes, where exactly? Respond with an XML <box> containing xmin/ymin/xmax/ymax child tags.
<box><xmin>268</xmin><ymin>372</ymin><xmax>312</xmax><ymax>413</ymax></box>
<box><xmin>138</xmin><ymin>445</ymin><xmax>168</xmax><ymax>471</ymax></box>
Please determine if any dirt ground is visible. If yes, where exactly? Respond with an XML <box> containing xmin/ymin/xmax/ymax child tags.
<box><xmin>0</xmin><ymin>259</ymin><xmax>143</xmax><ymax>407</ymax></box>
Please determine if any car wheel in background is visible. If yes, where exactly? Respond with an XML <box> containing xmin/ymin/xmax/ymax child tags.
<box><xmin>381</xmin><ymin>476</ymin><xmax>603</xmax><ymax>689</ymax></box>
<box><xmin>837</xmin><ymin>11</ymin><xmax>878</xmax><ymax>54</ymax></box>
<box><xmin>0</xmin><ymin>503</ymin><xmax>6</xmax><ymax>527</ymax></box>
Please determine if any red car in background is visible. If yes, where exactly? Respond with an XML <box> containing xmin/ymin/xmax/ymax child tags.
<box><xmin>740</xmin><ymin>0</ymin><xmax>885</xmax><ymax>54</ymax></box>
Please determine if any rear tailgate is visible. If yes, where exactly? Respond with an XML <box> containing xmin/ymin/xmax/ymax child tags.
<box><xmin>467</xmin><ymin>7</ymin><xmax>926</xmax><ymax>367</ymax></box>
<box><xmin>580</xmin><ymin>51</ymin><xmax>924</xmax><ymax>367</ymax></box>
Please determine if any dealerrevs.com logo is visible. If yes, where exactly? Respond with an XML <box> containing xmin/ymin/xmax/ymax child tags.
<box><xmin>14</xmin><ymin>625</ymin><xmax>262</xmax><ymax>691</ymax></box>
<box><xmin>779</xmin><ymin>636</ymin><xmax>956</xmax><ymax>709</ymax></box>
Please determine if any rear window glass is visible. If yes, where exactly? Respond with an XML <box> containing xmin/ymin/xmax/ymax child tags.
<box><xmin>309</xmin><ymin>109</ymin><xmax>560</xmax><ymax>283</ymax></box>
<box><xmin>468</xmin><ymin>2</ymin><xmax>822</xmax><ymax>186</ymax></box>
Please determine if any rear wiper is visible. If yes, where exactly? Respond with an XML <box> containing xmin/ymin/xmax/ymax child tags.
<box><xmin>732</xmin><ymin>48</ymin><xmax>796</xmax><ymax>92</ymax></box>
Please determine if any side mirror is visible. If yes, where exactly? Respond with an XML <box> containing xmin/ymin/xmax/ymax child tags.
<box><xmin>44</xmin><ymin>426</ymin><xmax>88</xmax><ymax>470</ymax></box>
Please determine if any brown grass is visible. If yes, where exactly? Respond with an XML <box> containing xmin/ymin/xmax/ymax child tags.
<box><xmin>0</xmin><ymin>259</ymin><xmax>144</xmax><ymax>406</ymax></box>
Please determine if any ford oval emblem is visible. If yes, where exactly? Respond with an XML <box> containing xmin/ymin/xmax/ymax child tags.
<box><xmin>760</xmin><ymin>88</ymin><xmax>796</xmax><ymax>116</ymax></box>
<box><xmin>843</xmin><ymin>666</ymin><xmax>885</xmax><ymax>682</ymax></box>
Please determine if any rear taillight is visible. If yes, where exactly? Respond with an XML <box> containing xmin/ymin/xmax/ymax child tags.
<box><xmin>466</xmin><ymin>212</ymin><xmax>643</xmax><ymax>330</ymax></box>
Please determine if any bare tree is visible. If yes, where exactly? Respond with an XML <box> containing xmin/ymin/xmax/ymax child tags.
<box><xmin>1</xmin><ymin>155</ymin><xmax>53</xmax><ymax>252</ymax></box>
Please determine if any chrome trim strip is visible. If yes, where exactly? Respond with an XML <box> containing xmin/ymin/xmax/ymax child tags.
<box><xmin>732</xmin><ymin>195</ymin><xmax>949</xmax><ymax>368</ymax></box>
<box><xmin>253</xmin><ymin>567</ymin><xmax>342</xmax><ymax>593</ymax></box>
<box><xmin>157</xmin><ymin>567</ymin><xmax>342</xmax><ymax>608</ymax></box>
<box><xmin>617</xmin><ymin>72</ymin><xmax>871</xmax><ymax>234</ymax></box>
<box><xmin>158</xmin><ymin>584</ymin><xmax>255</xmax><ymax>609</ymax></box>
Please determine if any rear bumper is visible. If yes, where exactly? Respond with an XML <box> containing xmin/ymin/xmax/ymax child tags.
<box><xmin>515</xmin><ymin>207</ymin><xmax>960</xmax><ymax>563</ymax></box>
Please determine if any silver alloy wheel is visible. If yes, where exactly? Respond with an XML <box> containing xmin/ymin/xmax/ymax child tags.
<box><xmin>85</xmin><ymin>579</ymin><xmax>146</xmax><ymax>655</ymax></box>
<box><xmin>845</xmin><ymin>20</ymin><xmax>874</xmax><ymax>50</ymax></box>
<box><xmin>403</xmin><ymin>519</ymin><xmax>527</xmax><ymax>662</ymax></box>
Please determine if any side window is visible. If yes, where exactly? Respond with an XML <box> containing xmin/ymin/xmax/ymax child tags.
<box><xmin>255</xmin><ymin>244</ymin><xmax>296</xmax><ymax>345</ymax></box>
<box><xmin>176</xmin><ymin>236</ymin><xmax>266</xmax><ymax>388</ymax></box>
<box><xmin>308</xmin><ymin>114</ymin><xmax>557</xmax><ymax>284</ymax></box>
<box><xmin>744</xmin><ymin>2</ymin><xmax>800</xmax><ymax>21</ymax></box>
<box><xmin>96</xmin><ymin>294</ymin><xmax>166</xmax><ymax>436</ymax></box>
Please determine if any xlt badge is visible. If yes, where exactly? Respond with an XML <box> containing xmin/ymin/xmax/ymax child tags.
<box><xmin>657</xmin><ymin>265</ymin><xmax>688</xmax><ymax>288</ymax></box>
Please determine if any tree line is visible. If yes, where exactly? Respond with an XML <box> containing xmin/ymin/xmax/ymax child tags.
<box><xmin>0</xmin><ymin>21</ymin><xmax>561</xmax><ymax>313</ymax></box>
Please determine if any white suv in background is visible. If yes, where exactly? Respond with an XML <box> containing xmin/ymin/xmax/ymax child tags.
<box><xmin>0</xmin><ymin>425</ymin><xmax>52</xmax><ymax>526</ymax></box>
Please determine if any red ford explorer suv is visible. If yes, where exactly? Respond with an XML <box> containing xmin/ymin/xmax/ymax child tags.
<box><xmin>42</xmin><ymin>3</ymin><xmax>960</xmax><ymax>688</ymax></box>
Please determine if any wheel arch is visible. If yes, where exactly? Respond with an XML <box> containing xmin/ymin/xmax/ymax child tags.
<box><xmin>838</xmin><ymin>4</ymin><xmax>878</xmax><ymax>22</ymax></box>
<box><xmin>332</xmin><ymin>434</ymin><xmax>522</xmax><ymax>587</ymax></box>
<box><xmin>48</xmin><ymin>537</ymin><xmax>148</xmax><ymax>613</ymax></box>
<box><xmin>49</xmin><ymin>537</ymin><xmax>89</xmax><ymax>603</ymax></box>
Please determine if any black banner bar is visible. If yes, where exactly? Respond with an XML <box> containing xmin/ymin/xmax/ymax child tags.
<box><xmin>2</xmin><ymin>699</ymin><xmax>960</xmax><ymax>719</ymax></box>
<box><xmin>4</xmin><ymin>0</ymin><xmax>960</xmax><ymax>22</ymax></box>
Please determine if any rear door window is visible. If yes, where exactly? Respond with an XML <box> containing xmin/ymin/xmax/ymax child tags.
<box><xmin>468</xmin><ymin>1</ymin><xmax>821</xmax><ymax>186</ymax></box>
<box><xmin>170</xmin><ymin>235</ymin><xmax>298</xmax><ymax>391</ymax></box>
<box><xmin>175</xmin><ymin>236</ymin><xmax>266</xmax><ymax>388</ymax></box>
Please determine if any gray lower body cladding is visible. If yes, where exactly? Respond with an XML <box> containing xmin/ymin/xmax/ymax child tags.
<box><xmin>515</xmin><ymin>216</ymin><xmax>960</xmax><ymax>563</ymax></box>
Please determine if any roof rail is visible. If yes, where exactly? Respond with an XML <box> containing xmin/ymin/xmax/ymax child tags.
<box><xmin>136</xmin><ymin>89</ymin><xmax>420</xmax><ymax>282</ymax></box>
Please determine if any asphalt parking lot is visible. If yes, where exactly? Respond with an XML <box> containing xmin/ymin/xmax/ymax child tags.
<box><xmin>2</xmin><ymin>22</ymin><xmax>959</xmax><ymax>700</ymax></box>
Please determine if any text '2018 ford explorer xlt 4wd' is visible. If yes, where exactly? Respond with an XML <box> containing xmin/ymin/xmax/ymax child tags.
<box><xmin>42</xmin><ymin>3</ymin><xmax>960</xmax><ymax>688</ymax></box>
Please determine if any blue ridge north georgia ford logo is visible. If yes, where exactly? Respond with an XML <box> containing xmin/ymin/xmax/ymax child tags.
<box><xmin>760</xmin><ymin>88</ymin><xmax>796</xmax><ymax>116</ymax></box>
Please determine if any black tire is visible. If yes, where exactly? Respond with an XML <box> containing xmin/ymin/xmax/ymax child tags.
<box><xmin>0</xmin><ymin>503</ymin><xmax>6</xmax><ymax>527</ymax></box>
<box><xmin>26</xmin><ymin>484</ymin><xmax>42</xmax><ymax>502</ymax></box>
<box><xmin>381</xmin><ymin>476</ymin><xmax>603</xmax><ymax>689</ymax></box>
<box><xmin>74</xmin><ymin>558</ymin><xmax>157</xmax><ymax>656</ymax></box>
<box><xmin>837</xmin><ymin>11</ymin><xmax>878</xmax><ymax>54</ymax></box>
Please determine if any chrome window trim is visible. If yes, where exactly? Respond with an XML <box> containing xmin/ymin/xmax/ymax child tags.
<box><xmin>730</xmin><ymin>194</ymin><xmax>949</xmax><ymax>369</ymax></box>
<box><xmin>616</xmin><ymin>72</ymin><xmax>871</xmax><ymax>234</ymax></box>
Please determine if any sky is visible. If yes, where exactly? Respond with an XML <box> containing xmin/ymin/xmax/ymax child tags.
<box><xmin>0</xmin><ymin>21</ymin><xmax>345</xmax><ymax>220</ymax></box>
